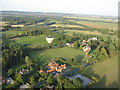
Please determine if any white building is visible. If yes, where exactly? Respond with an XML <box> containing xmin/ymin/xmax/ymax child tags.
<box><xmin>19</xmin><ymin>84</ymin><xmax>30</xmax><ymax>88</ymax></box>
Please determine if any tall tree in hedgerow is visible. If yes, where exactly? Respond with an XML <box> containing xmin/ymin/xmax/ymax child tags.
<box><xmin>74</xmin><ymin>41</ymin><xmax>79</xmax><ymax>49</ymax></box>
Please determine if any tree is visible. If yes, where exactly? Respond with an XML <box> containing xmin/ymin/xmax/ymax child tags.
<box><xmin>63</xmin><ymin>79</ymin><xmax>75</xmax><ymax>88</ymax></box>
<box><xmin>73</xmin><ymin>79</ymin><xmax>83</xmax><ymax>88</ymax></box>
<box><xmin>7</xmin><ymin>69</ymin><xmax>14</xmax><ymax>76</ymax></box>
<box><xmin>109</xmin><ymin>44</ymin><xmax>116</xmax><ymax>50</ymax></box>
<box><xmin>30</xmin><ymin>66</ymin><xmax>33</xmax><ymax>72</ymax></box>
<box><xmin>94</xmin><ymin>45</ymin><xmax>101</xmax><ymax>54</ymax></box>
<box><xmin>25</xmin><ymin>56</ymin><xmax>32</xmax><ymax>66</ymax></box>
<box><xmin>98</xmin><ymin>53</ymin><xmax>106</xmax><ymax>61</ymax></box>
<box><xmin>38</xmin><ymin>77</ymin><xmax>43</xmax><ymax>82</ymax></box>
<box><xmin>29</xmin><ymin>76</ymin><xmax>35</xmax><ymax>85</ymax></box>
<box><xmin>74</xmin><ymin>41</ymin><xmax>79</xmax><ymax>49</ymax></box>
<box><xmin>73</xmin><ymin>32</ymin><xmax>76</xmax><ymax>36</ymax></box>
<box><xmin>16</xmin><ymin>73</ymin><xmax>24</xmax><ymax>84</ymax></box>
<box><xmin>101</xmin><ymin>47</ymin><xmax>109</xmax><ymax>57</ymax></box>
<box><xmin>58</xmin><ymin>41</ymin><xmax>63</xmax><ymax>48</ymax></box>
<box><xmin>46</xmin><ymin>74</ymin><xmax>55</xmax><ymax>86</ymax></box>
<box><xmin>79</xmin><ymin>44</ymin><xmax>83</xmax><ymax>50</ymax></box>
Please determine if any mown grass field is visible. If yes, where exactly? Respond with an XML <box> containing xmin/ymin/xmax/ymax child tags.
<box><xmin>42</xmin><ymin>47</ymin><xmax>85</xmax><ymax>58</ymax></box>
<box><xmin>28</xmin><ymin>47</ymin><xmax>86</xmax><ymax>66</ymax></box>
<box><xmin>83</xmin><ymin>55</ymin><xmax>118</xmax><ymax>88</ymax></box>
<box><xmin>29</xmin><ymin>47</ymin><xmax>85</xmax><ymax>59</ymax></box>
<box><xmin>13</xmin><ymin>35</ymin><xmax>48</xmax><ymax>45</ymax></box>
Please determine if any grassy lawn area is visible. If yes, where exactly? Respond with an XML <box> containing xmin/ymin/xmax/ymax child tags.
<box><xmin>83</xmin><ymin>55</ymin><xmax>118</xmax><ymax>88</ymax></box>
<box><xmin>13</xmin><ymin>35</ymin><xmax>48</xmax><ymax>45</ymax></box>
<box><xmin>28</xmin><ymin>47</ymin><xmax>86</xmax><ymax>66</ymax></box>
<box><xmin>42</xmin><ymin>47</ymin><xmax>85</xmax><ymax>58</ymax></box>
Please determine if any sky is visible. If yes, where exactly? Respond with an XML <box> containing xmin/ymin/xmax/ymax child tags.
<box><xmin>0</xmin><ymin>0</ymin><xmax>119</xmax><ymax>16</ymax></box>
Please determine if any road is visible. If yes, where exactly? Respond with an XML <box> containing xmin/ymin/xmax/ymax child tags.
<box><xmin>62</xmin><ymin>68</ymin><xmax>80</xmax><ymax>76</ymax></box>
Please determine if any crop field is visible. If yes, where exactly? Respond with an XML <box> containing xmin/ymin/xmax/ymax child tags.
<box><xmin>76</xmin><ymin>21</ymin><xmax>118</xmax><ymax>31</ymax></box>
<box><xmin>83</xmin><ymin>55</ymin><xmax>118</xmax><ymax>88</ymax></box>
<box><xmin>64</xmin><ymin>30</ymin><xmax>102</xmax><ymax>36</ymax></box>
<box><xmin>11</xmin><ymin>24</ymin><xmax>25</xmax><ymax>27</ymax></box>
<box><xmin>13</xmin><ymin>35</ymin><xmax>48</xmax><ymax>45</ymax></box>
<box><xmin>50</xmin><ymin>24</ymin><xmax>84</xmax><ymax>28</ymax></box>
<box><xmin>0</xmin><ymin>21</ymin><xmax>9</xmax><ymax>26</ymax></box>
<box><xmin>65</xmin><ymin>16</ymin><xmax>117</xmax><ymax>23</ymax></box>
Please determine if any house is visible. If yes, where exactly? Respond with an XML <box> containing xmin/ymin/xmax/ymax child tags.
<box><xmin>47</xmin><ymin>69</ymin><xmax>55</xmax><ymax>73</ymax></box>
<box><xmin>66</xmin><ymin>43</ymin><xmax>74</xmax><ymax>47</ymax></box>
<box><xmin>19</xmin><ymin>83</ymin><xmax>30</xmax><ymax>88</ymax></box>
<box><xmin>39</xmin><ymin>70</ymin><xmax>45</xmax><ymax>73</ymax></box>
<box><xmin>19</xmin><ymin>69</ymin><xmax>30</xmax><ymax>75</ymax></box>
<box><xmin>39</xmin><ymin>60</ymin><xmax>66</xmax><ymax>73</ymax></box>
<box><xmin>4</xmin><ymin>77</ymin><xmax>14</xmax><ymax>84</ymax></box>
<box><xmin>87</xmin><ymin>37</ymin><xmax>97</xmax><ymax>41</ymax></box>
<box><xmin>91</xmin><ymin>37</ymin><xmax>97</xmax><ymax>40</ymax></box>
<box><xmin>82</xmin><ymin>40</ymin><xmax>87</xmax><ymax>46</ymax></box>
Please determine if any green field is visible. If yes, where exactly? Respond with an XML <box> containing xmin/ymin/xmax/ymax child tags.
<box><xmin>29</xmin><ymin>47</ymin><xmax>85</xmax><ymax>59</ymax></box>
<box><xmin>28</xmin><ymin>47</ymin><xmax>86</xmax><ymax>65</ymax></box>
<box><xmin>65</xmin><ymin>17</ymin><xmax>118</xmax><ymax>31</ymax></box>
<box><xmin>2</xmin><ymin>30</ymin><xmax>27</xmax><ymax>35</ymax></box>
<box><xmin>76</xmin><ymin>21</ymin><xmax>118</xmax><ymax>31</ymax></box>
<box><xmin>13</xmin><ymin>35</ymin><xmax>48</xmax><ymax>45</ymax></box>
<box><xmin>83</xmin><ymin>55</ymin><xmax>118</xmax><ymax>88</ymax></box>
<box><xmin>42</xmin><ymin>47</ymin><xmax>85</xmax><ymax>58</ymax></box>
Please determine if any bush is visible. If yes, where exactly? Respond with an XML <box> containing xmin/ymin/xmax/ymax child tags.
<box><xmin>91</xmin><ymin>76</ymin><xmax>99</xmax><ymax>82</ymax></box>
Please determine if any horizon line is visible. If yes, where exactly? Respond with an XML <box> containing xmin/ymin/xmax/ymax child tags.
<box><xmin>1</xmin><ymin>10</ymin><xmax>118</xmax><ymax>17</ymax></box>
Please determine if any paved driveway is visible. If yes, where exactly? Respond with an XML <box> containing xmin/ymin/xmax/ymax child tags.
<box><xmin>67</xmin><ymin>74</ymin><xmax>93</xmax><ymax>87</ymax></box>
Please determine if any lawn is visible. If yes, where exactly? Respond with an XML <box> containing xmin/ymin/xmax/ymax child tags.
<box><xmin>83</xmin><ymin>55</ymin><xmax>118</xmax><ymax>88</ymax></box>
<box><xmin>13</xmin><ymin>35</ymin><xmax>48</xmax><ymax>45</ymax></box>
<box><xmin>28</xmin><ymin>47</ymin><xmax>86</xmax><ymax>66</ymax></box>
<box><xmin>42</xmin><ymin>47</ymin><xmax>85</xmax><ymax>58</ymax></box>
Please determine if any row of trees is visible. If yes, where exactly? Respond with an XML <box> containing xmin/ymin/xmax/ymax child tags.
<box><xmin>2</xmin><ymin>39</ymin><xmax>26</xmax><ymax>70</ymax></box>
<box><xmin>2</xmin><ymin>16</ymin><xmax>47</xmax><ymax>25</ymax></box>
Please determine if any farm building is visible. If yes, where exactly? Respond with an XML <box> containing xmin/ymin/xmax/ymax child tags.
<box><xmin>88</xmin><ymin>37</ymin><xmax>98</xmax><ymax>42</ymax></box>
<box><xmin>19</xmin><ymin>69</ymin><xmax>30</xmax><ymax>75</ymax></box>
<box><xmin>82</xmin><ymin>40</ymin><xmax>87</xmax><ymax>46</ymax></box>
<box><xmin>3</xmin><ymin>77</ymin><xmax>14</xmax><ymax>84</ymax></box>
<box><xmin>19</xmin><ymin>83</ymin><xmax>30</xmax><ymax>88</ymax></box>
<box><xmin>39</xmin><ymin>61</ymin><xmax>66</xmax><ymax>73</ymax></box>
<box><xmin>66</xmin><ymin>43</ymin><xmax>74</xmax><ymax>47</ymax></box>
